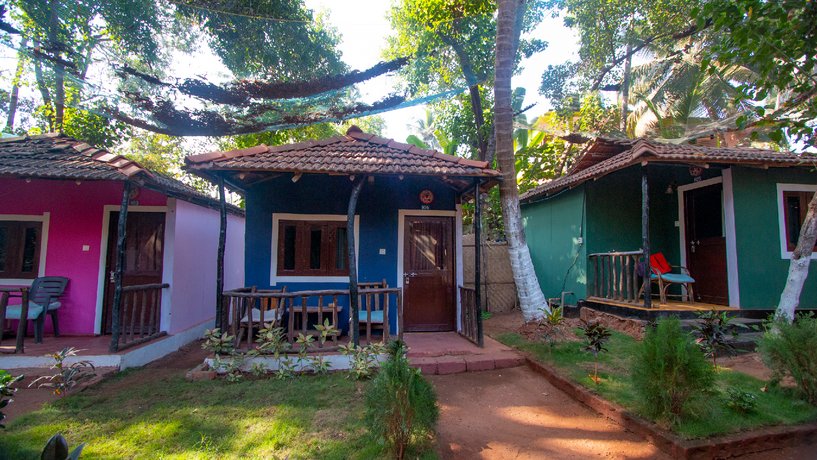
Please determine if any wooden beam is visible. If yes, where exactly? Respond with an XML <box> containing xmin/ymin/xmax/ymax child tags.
<box><xmin>347</xmin><ymin>177</ymin><xmax>365</xmax><ymax>346</ymax></box>
<box><xmin>474</xmin><ymin>179</ymin><xmax>484</xmax><ymax>347</ymax></box>
<box><xmin>216</xmin><ymin>175</ymin><xmax>227</xmax><ymax>330</ymax></box>
<box><xmin>109</xmin><ymin>181</ymin><xmax>131</xmax><ymax>352</ymax></box>
<box><xmin>641</xmin><ymin>168</ymin><xmax>652</xmax><ymax>309</ymax></box>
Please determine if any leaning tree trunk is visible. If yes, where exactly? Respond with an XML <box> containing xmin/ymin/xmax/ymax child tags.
<box><xmin>777</xmin><ymin>191</ymin><xmax>817</xmax><ymax>321</ymax></box>
<box><xmin>495</xmin><ymin>0</ymin><xmax>549</xmax><ymax>320</ymax></box>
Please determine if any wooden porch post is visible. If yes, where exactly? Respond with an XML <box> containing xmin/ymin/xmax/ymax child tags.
<box><xmin>109</xmin><ymin>181</ymin><xmax>131</xmax><ymax>352</ymax></box>
<box><xmin>474</xmin><ymin>179</ymin><xmax>484</xmax><ymax>347</ymax></box>
<box><xmin>216</xmin><ymin>175</ymin><xmax>227</xmax><ymax>330</ymax></box>
<box><xmin>641</xmin><ymin>168</ymin><xmax>652</xmax><ymax>308</ymax></box>
<box><xmin>347</xmin><ymin>177</ymin><xmax>365</xmax><ymax>346</ymax></box>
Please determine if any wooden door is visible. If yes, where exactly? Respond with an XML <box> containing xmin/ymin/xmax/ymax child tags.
<box><xmin>684</xmin><ymin>183</ymin><xmax>729</xmax><ymax>305</ymax></box>
<box><xmin>102</xmin><ymin>212</ymin><xmax>165</xmax><ymax>334</ymax></box>
<box><xmin>403</xmin><ymin>216</ymin><xmax>456</xmax><ymax>332</ymax></box>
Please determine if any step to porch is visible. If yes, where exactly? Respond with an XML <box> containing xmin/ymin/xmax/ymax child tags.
<box><xmin>403</xmin><ymin>332</ymin><xmax>524</xmax><ymax>375</ymax></box>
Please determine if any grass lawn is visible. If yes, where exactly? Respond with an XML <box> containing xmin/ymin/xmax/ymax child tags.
<box><xmin>497</xmin><ymin>330</ymin><xmax>817</xmax><ymax>439</ymax></box>
<box><xmin>0</xmin><ymin>367</ymin><xmax>433</xmax><ymax>459</ymax></box>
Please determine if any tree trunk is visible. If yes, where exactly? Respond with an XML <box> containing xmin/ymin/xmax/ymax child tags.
<box><xmin>216</xmin><ymin>176</ymin><xmax>227</xmax><ymax>330</ymax></box>
<box><xmin>441</xmin><ymin>34</ymin><xmax>489</xmax><ymax>162</ymax></box>
<box><xmin>6</xmin><ymin>39</ymin><xmax>27</xmax><ymax>132</ymax></box>
<box><xmin>48</xmin><ymin>0</ymin><xmax>64</xmax><ymax>132</ymax></box>
<box><xmin>347</xmin><ymin>177</ymin><xmax>365</xmax><ymax>346</ymax></box>
<box><xmin>777</xmin><ymin>191</ymin><xmax>817</xmax><ymax>321</ymax></box>
<box><xmin>495</xmin><ymin>0</ymin><xmax>548</xmax><ymax>320</ymax></box>
<box><xmin>620</xmin><ymin>43</ymin><xmax>633</xmax><ymax>134</ymax></box>
<box><xmin>32</xmin><ymin>40</ymin><xmax>54</xmax><ymax>132</ymax></box>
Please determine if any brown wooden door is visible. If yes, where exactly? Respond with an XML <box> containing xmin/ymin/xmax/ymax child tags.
<box><xmin>684</xmin><ymin>183</ymin><xmax>729</xmax><ymax>305</ymax></box>
<box><xmin>102</xmin><ymin>212</ymin><xmax>165</xmax><ymax>334</ymax></box>
<box><xmin>403</xmin><ymin>216</ymin><xmax>456</xmax><ymax>332</ymax></box>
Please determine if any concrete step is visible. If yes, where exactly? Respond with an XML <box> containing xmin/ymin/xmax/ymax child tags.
<box><xmin>409</xmin><ymin>351</ymin><xmax>525</xmax><ymax>375</ymax></box>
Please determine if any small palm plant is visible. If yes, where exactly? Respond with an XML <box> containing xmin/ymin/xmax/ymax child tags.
<box><xmin>539</xmin><ymin>305</ymin><xmax>565</xmax><ymax>349</ymax></box>
<box><xmin>31</xmin><ymin>348</ymin><xmax>96</xmax><ymax>396</ymax></box>
<box><xmin>580</xmin><ymin>320</ymin><xmax>611</xmax><ymax>384</ymax></box>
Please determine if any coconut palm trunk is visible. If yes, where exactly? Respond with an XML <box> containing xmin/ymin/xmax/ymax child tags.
<box><xmin>495</xmin><ymin>0</ymin><xmax>548</xmax><ymax>320</ymax></box>
<box><xmin>777</xmin><ymin>191</ymin><xmax>817</xmax><ymax>321</ymax></box>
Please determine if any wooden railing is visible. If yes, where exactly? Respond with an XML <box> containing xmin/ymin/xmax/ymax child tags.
<box><xmin>118</xmin><ymin>283</ymin><xmax>169</xmax><ymax>350</ymax></box>
<box><xmin>223</xmin><ymin>287</ymin><xmax>403</xmax><ymax>350</ymax></box>
<box><xmin>459</xmin><ymin>286</ymin><xmax>481</xmax><ymax>346</ymax></box>
<box><xmin>588</xmin><ymin>251</ymin><xmax>644</xmax><ymax>304</ymax></box>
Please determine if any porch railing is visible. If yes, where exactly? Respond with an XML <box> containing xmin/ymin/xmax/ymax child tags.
<box><xmin>117</xmin><ymin>283</ymin><xmax>169</xmax><ymax>350</ymax></box>
<box><xmin>459</xmin><ymin>286</ymin><xmax>481</xmax><ymax>346</ymax></box>
<box><xmin>223</xmin><ymin>287</ymin><xmax>403</xmax><ymax>350</ymax></box>
<box><xmin>588</xmin><ymin>251</ymin><xmax>644</xmax><ymax>304</ymax></box>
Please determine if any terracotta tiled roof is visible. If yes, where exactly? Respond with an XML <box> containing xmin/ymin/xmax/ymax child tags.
<box><xmin>520</xmin><ymin>137</ymin><xmax>817</xmax><ymax>202</ymax></box>
<box><xmin>0</xmin><ymin>133</ymin><xmax>243</xmax><ymax>215</ymax></box>
<box><xmin>185</xmin><ymin>127</ymin><xmax>500</xmax><ymax>178</ymax></box>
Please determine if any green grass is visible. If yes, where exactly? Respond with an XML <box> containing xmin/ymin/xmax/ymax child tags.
<box><xmin>497</xmin><ymin>330</ymin><xmax>817</xmax><ymax>439</ymax></box>
<box><xmin>0</xmin><ymin>368</ymin><xmax>434</xmax><ymax>459</ymax></box>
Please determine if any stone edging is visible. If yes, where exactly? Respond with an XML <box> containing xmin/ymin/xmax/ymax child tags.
<box><xmin>524</xmin><ymin>356</ymin><xmax>817</xmax><ymax>459</ymax></box>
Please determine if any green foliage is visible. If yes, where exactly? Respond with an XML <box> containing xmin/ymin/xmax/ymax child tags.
<box><xmin>249</xmin><ymin>362</ymin><xmax>268</xmax><ymax>377</ymax></box>
<box><xmin>538</xmin><ymin>305</ymin><xmax>565</xmax><ymax>348</ymax></box>
<box><xmin>40</xmin><ymin>433</ymin><xmax>85</xmax><ymax>460</ymax></box>
<box><xmin>632</xmin><ymin>317</ymin><xmax>715</xmax><ymax>424</ymax></box>
<box><xmin>340</xmin><ymin>342</ymin><xmax>386</xmax><ymax>380</ymax></box>
<box><xmin>0</xmin><ymin>369</ymin><xmax>23</xmax><ymax>428</ymax></box>
<box><xmin>276</xmin><ymin>356</ymin><xmax>297</xmax><ymax>380</ymax></box>
<box><xmin>365</xmin><ymin>340</ymin><xmax>438</xmax><ymax>459</ymax></box>
<box><xmin>758</xmin><ymin>313</ymin><xmax>817</xmax><ymax>405</ymax></box>
<box><xmin>698</xmin><ymin>0</ymin><xmax>817</xmax><ymax>146</ymax></box>
<box><xmin>309</xmin><ymin>356</ymin><xmax>332</xmax><ymax>375</ymax></box>
<box><xmin>580</xmin><ymin>320</ymin><xmax>611</xmax><ymax>383</ymax></box>
<box><xmin>31</xmin><ymin>348</ymin><xmax>96</xmax><ymax>397</ymax></box>
<box><xmin>201</xmin><ymin>328</ymin><xmax>235</xmax><ymax>357</ymax></box>
<box><xmin>253</xmin><ymin>324</ymin><xmax>290</xmax><ymax>358</ymax></box>
<box><xmin>692</xmin><ymin>310</ymin><xmax>744</xmax><ymax>366</ymax></box>
<box><xmin>725</xmin><ymin>388</ymin><xmax>757</xmax><ymax>414</ymax></box>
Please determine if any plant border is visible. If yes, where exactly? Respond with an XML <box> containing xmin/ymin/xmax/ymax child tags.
<box><xmin>524</xmin><ymin>356</ymin><xmax>817</xmax><ymax>459</ymax></box>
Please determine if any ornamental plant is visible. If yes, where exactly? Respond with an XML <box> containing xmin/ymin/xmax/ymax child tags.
<box><xmin>580</xmin><ymin>320</ymin><xmax>611</xmax><ymax>384</ymax></box>
<box><xmin>632</xmin><ymin>317</ymin><xmax>715</xmax><ymax>425</ymax></box>
<box><xmin>692</xmin><ymin>310</ymin><xmax>745</xmax><ymax>367</ymax></box>
<box><xmin>1</xmin><ymin>369</ymin><xmax>23</xmax><ymax>428</ymax></box>
<box><xmin>31</xmin><ymin>348</ymin><xmax>96</xmax><ymax>396</ymax></box>
<box><xmin>758</xmin><ymin>312</ymin><xmax>817</xmax><ymax>404</ymax></box>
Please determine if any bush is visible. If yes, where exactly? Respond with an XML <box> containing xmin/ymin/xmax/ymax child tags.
<box><xmin>365</xmin><ymin>341</ymin><xmax>438</xmax><ymax>459</ymax></box>
<box><xmin>758</xmin><ymin>313</ymin><xmax>817</xmax><ymax>404</ymax></box>
<box><xmin>631</xmin><ymin>317</ymin><xmax>715</xmax><ymax>424</ymax></box>
<box><xmin>725</xmin><ymin>388</ymin><xmax>757</xmax><ymax>414</ymax></box>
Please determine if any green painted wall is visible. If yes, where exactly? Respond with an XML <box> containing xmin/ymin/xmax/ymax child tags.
<box><xmin>521</xmin><ymin>185</ymin><xmax>587</xmax><ymax>302</ymax></box>
<box><xmin>731</xmin><ymin>166</ymin><xmax>817</xmax><ymax>308</ymax></box>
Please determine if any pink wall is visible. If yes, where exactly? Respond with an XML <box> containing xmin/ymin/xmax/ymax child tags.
<box><xmin>167</xmin><ymin>199</ymin><xmax>245</xmax><ymax>334</ymax></box>
<box><xmin>0</xmin><ymin>179</ymin><xmax>166</xmax><ymax>335</ymax></box>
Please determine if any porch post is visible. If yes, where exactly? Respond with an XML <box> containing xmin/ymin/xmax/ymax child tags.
<box><xmin>641</xmin><ymin>168</ymin><xmax>652</xmax><ymax>308</ymax></box>
<box><xmin>347</xmin><ymin>177</ymin><xmax>365</xmax><ymax>346</ymax></box>
<box><xmin>109</xmin><ymin>181</ymin><xmax>131</xmax><ymax>352</ymax></box>
<box><xmin>216</xmin><ymin>175</ymin><xmax>227</xmax><ymax>330</ymax></box>
<box><xmin>474</xmin><ymin>179</ymin><xmax>484</xmax><ymax>347</ymax></box>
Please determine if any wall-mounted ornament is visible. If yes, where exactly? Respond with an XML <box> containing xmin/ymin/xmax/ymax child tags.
<box><xmin>419</xmin><ymin>189</ymin><xmax>434</xmax><ymax>205</ymax></box>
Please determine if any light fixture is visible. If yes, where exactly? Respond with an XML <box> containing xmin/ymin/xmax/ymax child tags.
<box><xmin>665</xmin><ymin>181</ymin><xmax>677</xmax><ymax>195</ymax></box>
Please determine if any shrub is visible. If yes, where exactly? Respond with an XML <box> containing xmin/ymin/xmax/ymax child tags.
<box><xmin>365</xmin><ymin>340</ymin><xmax>438</xmax><ymax>459</ymax></box>
<box><xmin>1</xmin><ymin>369</ymin><xmax>23</xmax><ymax>428</ymax></box>
<box><xmin>539</xmin><ymin>306</ymin><xmax>566</xmax><ymax>348</ymax></box>
<box><xmin>31</xmin><ymin>348</ymin><xmax>96</xmax><ymax>396</ymax></box>
<box><xmin>580</xmin><ymin>320</ymin><xmax>611</xmax><ymax>384</ymax></box>
<box><xmin>692</xmin><ymin>310</ymin><xmax>745</xmax><ymax>366</ymax></box>
<box><xmin>758</xmin><ymin>313</ymin><xmax>817</xmax><ymax>404</ymax></box>
<box><xmin>725</xmin><ymin>388</ymin><xmax>757</xmax><ymax>414</ymax></box>
<box><xmin>201</xmin><ymin>328</ymin><xmax>235</xmax><ymax>356</ymax></box>
<box><xmin>631</xmin><ymin>317</ymin><xmax>715</xmax><ymax>424</ymax></box>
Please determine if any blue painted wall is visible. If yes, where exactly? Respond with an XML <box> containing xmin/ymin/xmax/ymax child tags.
<box><xmin>244</xmin><ymin>173</ymin><xmax>459</xmax><ymax>333</ymax></box>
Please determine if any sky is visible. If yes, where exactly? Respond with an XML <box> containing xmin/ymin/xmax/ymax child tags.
<box><xmin>303</xmin><ymin>0</ymin><xmax>580</xmax><ymax>142</ymax></box>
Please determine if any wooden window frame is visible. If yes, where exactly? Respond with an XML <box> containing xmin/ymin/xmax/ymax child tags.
<box><xmin>782</xmin><ymin>190</ymin><xmax>816</xmax><ymax>252</ymax></box>
<box><xmin>0</xmin><ymin>220</ymin><xmax>43</xmax><ymax>280</ymax></box>
<box><xmin>276</xmin><ymin>219</ymin><xmax>349</xmax><ymax>277</ymax></box>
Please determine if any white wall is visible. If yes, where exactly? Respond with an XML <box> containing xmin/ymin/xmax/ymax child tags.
<box><xmin>167</xmin><ymin>199</ymin><xmax>245</xmax><ymax>334</ymax></box>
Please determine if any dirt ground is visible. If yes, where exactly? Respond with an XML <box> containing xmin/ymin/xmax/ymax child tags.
<box><xmin>430</xmin><ymin>366</ymin><xmax>669</xmax><ymax>459</ymax></box>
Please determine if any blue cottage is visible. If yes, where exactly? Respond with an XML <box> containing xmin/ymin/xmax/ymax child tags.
<box><xmin>187</xmin><ymin>126</ymin><xmax>500</xmax><ymax>343</ymax></box>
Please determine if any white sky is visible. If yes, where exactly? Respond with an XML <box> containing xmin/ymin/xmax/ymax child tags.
<box><xmin>304</xmin><ymin>0</ymin><xmax>579</xmax><ymax>142</ymax></box>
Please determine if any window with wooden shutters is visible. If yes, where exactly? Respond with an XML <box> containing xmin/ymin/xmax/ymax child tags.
<box><xmin>783</xmin><ymin>191</ymin><xmax>817</xmax><ymax>251</ymax></box>
<box><xmin>0</xmin><ymin>221</ymin><xmax>43</xmax><ymax>279</ymax></box>
<box><xmin>276</xmin><ymin>219</ymin><xmax>349</xmax><ymax>276</ymax></box>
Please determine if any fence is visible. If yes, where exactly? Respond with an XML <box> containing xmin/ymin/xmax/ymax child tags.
<box><xmin>588</xmin><ymin>250</ymin><xmax>644</xmax><ymax>304</ymax></box>
<box><xmin>463</xmin><ymin>234</ymin><xmax>517</xmax><ymax>313</ymax></box>
<box><xmin>117</xmin><ymin>283</ymin><xmax>169</xmax><ymax>350</ymax></box>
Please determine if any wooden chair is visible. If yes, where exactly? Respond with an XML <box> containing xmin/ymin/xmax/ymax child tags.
<box><xmin>638</xmin><ymin>253</ymin><xmax>695</xmax><ymax>305</ymax></box>
<box><xmin>235</xmin><ymin>286</ymin><xmax>286</xmax><ymax>347</ymax></box>
<box><xmin>356</xmin><ymin>279</ymin><xmax>389</xmax><ymax>342</ymax></box>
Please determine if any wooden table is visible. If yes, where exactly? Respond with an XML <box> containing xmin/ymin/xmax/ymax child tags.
<box><xmin>0</xmin><ymin>285</ymin><xmax>30</xmax><ymax>354</ymax></box>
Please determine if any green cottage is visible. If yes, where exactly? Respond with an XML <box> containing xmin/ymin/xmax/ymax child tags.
<box><xmin>520</xmin><ymin>137</ymin><xmax>817</xmax><ymax>314</ymax></box>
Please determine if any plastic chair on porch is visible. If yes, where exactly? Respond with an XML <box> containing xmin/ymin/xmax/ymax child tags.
<box><xmin>2</xmin><ymin>277</ymin><xmax>69</xmax><ymax>343</ymax></box>
<box><xmin>638</xmin><ymin>253</ymin><xmax>695</xmax><ymax>305</ymax></box>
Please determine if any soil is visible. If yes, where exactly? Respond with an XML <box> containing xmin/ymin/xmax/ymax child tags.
<box><xmin>429</xmin><ymin>366</ymin><xmax>669</xmax><ymax>459</ymax></box>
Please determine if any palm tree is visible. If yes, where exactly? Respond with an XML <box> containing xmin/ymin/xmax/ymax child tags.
<box><xmin>626</xmin><ymin>41</ymin><xmax>756</xmax><ymax>141</ymax></box>
<box><xmin>495</xmin><ymin>0</ymin><xmax>549</xmax><ymax>320</ymax></box>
